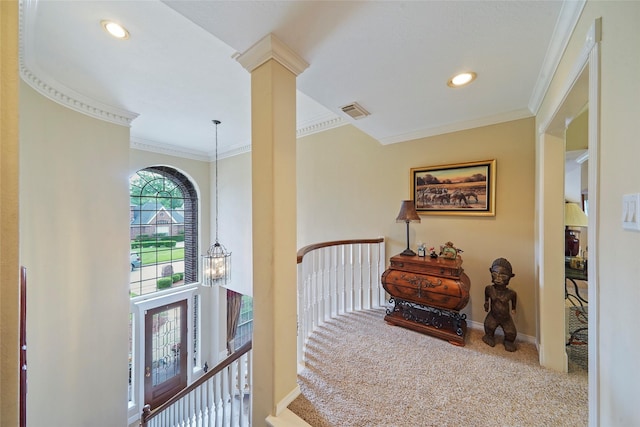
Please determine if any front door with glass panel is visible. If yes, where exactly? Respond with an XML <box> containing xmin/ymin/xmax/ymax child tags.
<box><xmin>144</xmin><ymin>300</ymin><xmax>187</xmax><ymax>408</ymax></box>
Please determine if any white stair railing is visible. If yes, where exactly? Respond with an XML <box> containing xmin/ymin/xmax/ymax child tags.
<box><xmin>141</xmin><ymin>341</ymin><xmax>252</xmax><ymax>427</ymax></box>
<box><xmin>296</xmin><ymin>238</ymin><xmax>386</xmax><ymax>367</ymax></box>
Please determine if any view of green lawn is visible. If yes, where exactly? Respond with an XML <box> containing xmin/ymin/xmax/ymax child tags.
<box><xmin>139</xmin><ymin>247</ymin><xmax>184</xmax><ymax>265</ymax></box>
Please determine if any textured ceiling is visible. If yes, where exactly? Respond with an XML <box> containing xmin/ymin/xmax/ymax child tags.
<box><xmin>20</xmin><ymin>1</ymin><xmax>583</xmax><ymax>160</ymax></box>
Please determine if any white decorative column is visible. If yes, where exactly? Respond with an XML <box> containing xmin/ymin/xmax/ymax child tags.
<box><xmin>236</xmin><ymin>34</ymin><xmax>308</xmax><ymax>423</ymax></box>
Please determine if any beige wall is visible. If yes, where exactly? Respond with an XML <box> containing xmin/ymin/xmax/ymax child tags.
<box><xmin>537</xmin><ymin>1</ymin><xmax>640</xmax><ymax>425</ymax></box>
<box><xmin>566</xmin><ymin>109</ymin><xmax>588</xmax><ymax>204</ymax></box>
<box><xmin>1</xmin><ymin>1</ymin><xmax>20</xmax><ymax>424</ymax></box>
<box><xmin>297</xmin><ymin>118</ymin><xmax>537</xmax><ymax>337</ymax></box>
<box><xmin>20</xmin><ymin>83</ymin><xmax>131</xmax><ymax>426</ymax></box>
<box><xmin>14</xmin><ymin>2</ymin><xmax>640</xmax><ymax>425</ymax></box>
<box><xmin>566</xmin><ymin>108</ymin><xmax>588</xmax><ymax>152</ymax></box>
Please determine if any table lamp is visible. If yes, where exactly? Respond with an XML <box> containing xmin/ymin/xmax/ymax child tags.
<box><xmin>396</xmin><ymin>200</ymin><xmax>421</xmax><ymax>256</ymax></box>
<box><xmin>565</xmin><ymin>202</ymin><xmax>588</xmax><ymax>257</ymax></box>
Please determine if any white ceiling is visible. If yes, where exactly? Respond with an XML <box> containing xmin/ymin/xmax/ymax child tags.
<box><xmin>20</xmin><ymin>1</ymin><xmax>584</xmax><ymax>160</ymax></box>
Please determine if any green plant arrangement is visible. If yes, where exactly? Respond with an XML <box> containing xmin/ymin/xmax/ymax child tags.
<box><xmin>157</xmin><ymin>277</ymin><xmax>173</xmax><ymax>289</ymax></box>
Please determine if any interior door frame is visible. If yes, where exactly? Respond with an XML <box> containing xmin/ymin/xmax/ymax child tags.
<box><xmin>538</xmin><ymin>18</ymin><xmax>600</xmax><ymax>425</ymax></box>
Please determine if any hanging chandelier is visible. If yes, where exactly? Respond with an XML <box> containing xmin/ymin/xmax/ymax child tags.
<box><xmin>202</xmin><ymin>119</ymin><xmax>231</xmax><ymax>286</ymax></box>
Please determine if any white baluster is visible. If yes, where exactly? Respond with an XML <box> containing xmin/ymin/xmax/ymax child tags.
<box><xmin>364</xmin><ymin>243</ymin><xmax>373</xmax><ymax>309</ymax></box>
<box><xmin>322</xmin><ymin>247</ymin><xmax>329</xmax><ymax>322</ymax></box>
<box><xmin>247</xmin><ymin>351</ymin><xmax>253</xmax><ymax>426</ymax></box>
<box><xmin>379</xmin><ymin>241</ymin><xmax>387</xmax><ymax>307</ymax></box>
<box><xmin>229</xmin><ymin>360</ymin><xmax>238</xmax><ymax>426</ymax></box>
<box><xmin>356</xmin><ymin>244</ymin><xmax>363</xmax><ymax>310</ymax></box>
<box><xmin>196</xmin><ymin>389</ymin><xmax>201</xmax><ymax>427</ymax></box>
<box><xmin>338</xmin><ymin>244</ymin><xmax>344</xmax><ymax>315</ymax></box>
<box><xmin>206</xmin><ymin>375</ymin><xmax>213</xmax><ymax>427</ymax></box>
<box><xmin>214</xmin><ymin>373</ymin><xmax>222</xmax><ymax>427</ymax></box>
<box><xmin>318</xmin><ymin>248</ymin><xmax>325</xmax><ymax>325</ymax></box>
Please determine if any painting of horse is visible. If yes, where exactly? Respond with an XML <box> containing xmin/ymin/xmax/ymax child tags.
<box><xmin>411</xmin><ymin>159</ymin><xmax>496</xmax><ymax>216</ymax></box>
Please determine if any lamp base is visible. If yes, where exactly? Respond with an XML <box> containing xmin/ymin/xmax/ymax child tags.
<box><xmin>565</xmin><ymin>229</ymin><xmax>580</xmax><ymax>257</ymax></box>
<box><xmin>400</xmin><ymin>248</ymin><xmax>417</xmax><ymax>256</ymax></box>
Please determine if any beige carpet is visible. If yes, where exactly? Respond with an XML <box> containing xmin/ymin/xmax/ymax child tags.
<box><xmin>289</xmin><ymin>309</ymin><xmax>588</xmax><ymax>427</ymax></box>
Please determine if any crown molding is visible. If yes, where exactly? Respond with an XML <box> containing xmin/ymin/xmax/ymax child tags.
<box><xmin>537</xmin><ymin>17</ymin><xmax>600</xmax><ymax>136</ymax></box>
<box><xmin>217</xmin><ymin>144</ymin><xmax>252</xmax><ymax>160</ymax></box>
<box><xmin>528</xmin><ymin>0</ymin><xmax>586</xmax><ymax>114</ymax></box>
<box><xmin>297</xmin><ymin>115</ymin><xmax>347</xmax><ymax>138</ymax></box>
<box><xmin>379</xmin><ymin>108</ymin><xmax>533</xmax><ymax>145</ymax></box>
<box><xmin>132</xmin><ymin>114</ymin><xmax>348</xmax><ymax>161</ymax></box>
<box><xmin>131</xmin><ymin>137</ymin><xmax>211</xmax><ymax>162</ymax></box>
<box><xmin>235</xmin><ymin>33</ymin><xmax>309</xmax><ymax>76</ymax></box>
<box><xmin>19</xmin><ymin>0</ymin><xmax>139</xmax><ymax>127</ymax></box>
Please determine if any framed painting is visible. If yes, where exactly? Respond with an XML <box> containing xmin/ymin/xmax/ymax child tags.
<box><xmin>411</xmin><ymin>159</ymin><xmax>496</xmax><ymax>216</ymax></box>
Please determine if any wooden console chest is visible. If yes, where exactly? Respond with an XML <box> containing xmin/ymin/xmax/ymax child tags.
<box><xmin>382</xmin><ymin>254</ymin><xmax>471</xmax><ymax>346</ymax></box>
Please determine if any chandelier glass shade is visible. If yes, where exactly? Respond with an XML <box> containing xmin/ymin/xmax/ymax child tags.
<box><xmin>202</xmin><ymin>242</ymin><xmax>231</xmax><ymax>286</ymax></box>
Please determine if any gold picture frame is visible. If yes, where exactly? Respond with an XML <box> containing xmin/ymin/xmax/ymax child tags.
<box><xmin>411</xmin><ymin>159</ymin><xmax>496</xmax><ymax>216</ymax></box>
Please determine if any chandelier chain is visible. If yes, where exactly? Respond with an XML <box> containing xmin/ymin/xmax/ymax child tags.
<box><xmin>213</xmin><ymin>119</ymin><xmax>221</xmax><ymax>244</ymax></box>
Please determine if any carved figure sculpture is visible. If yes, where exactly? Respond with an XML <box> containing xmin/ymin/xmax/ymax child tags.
<box><xmin>482</xmin><ymin>258</ymin><xmax>518</xmax><ymax>351</ymax></box>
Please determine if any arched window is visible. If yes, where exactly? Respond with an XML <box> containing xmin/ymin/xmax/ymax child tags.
<box><xmin>129</xmin><ymin>167</ymin><xmax>198</xmax><ymax>296</ymax></box>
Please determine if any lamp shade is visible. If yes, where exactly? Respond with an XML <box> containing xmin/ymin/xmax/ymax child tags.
<box><xmin>565</xmin><ymin>202</ymin><xmax>588</xmax><ymax>227</ymax></box>
<box><xmin>396</xmin><ymin>200</ymin><xmax>421</xmax><ymax>223</ymax></box>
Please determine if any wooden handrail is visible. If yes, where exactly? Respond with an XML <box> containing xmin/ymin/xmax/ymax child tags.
<box><xmin>140</xmin><ymin>340</ymin><xmax>252</xmax><ymax>426</ymax></box>
<box><xmin>297</xmin><ymin>238</ymin><xmax>384</xmax><ymax>263</ymax></box>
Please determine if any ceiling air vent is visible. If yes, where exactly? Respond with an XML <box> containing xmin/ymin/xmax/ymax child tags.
<box><xmin>340</xmin><ymin>102</ymin><xmax>370</xmax><ymax>120</ymax></box>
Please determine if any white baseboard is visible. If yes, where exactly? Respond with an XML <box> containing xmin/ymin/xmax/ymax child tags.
<box><xmin>276</xmin><ymin>384</ymin><xmax>302</xmax><ymax>416</ymax></box>
<box><xmin>264</xmin><ymin>384</ymin><xmax>310</xmax><ymax>426</ymax></box>
<box><xmin>266</xmin><ymin>408</ymin><xmax>312</xmax><ymax>427</ymax></box>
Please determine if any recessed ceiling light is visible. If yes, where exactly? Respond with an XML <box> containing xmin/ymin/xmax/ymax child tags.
<box><xmin>101</xmin><ymin>20</ymin><xmax>130</xmax><ymax>40</ymax></box>
<box><xmin>447</xmin><ymin>72</ymin><xmax>477</xmax><ymax>88</ymax></box>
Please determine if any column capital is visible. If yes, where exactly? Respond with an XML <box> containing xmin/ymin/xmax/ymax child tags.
<box><xmin>235</xmin><ymin>33</ymin><xmax>309</xmax><ymax>76</ymax></box>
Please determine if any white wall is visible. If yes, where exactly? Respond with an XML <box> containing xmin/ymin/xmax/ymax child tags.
<box><xmin>217</xmin><ymin>152</ymin><xmax>253</xmax><ymax>297</ymax></box>
<box><xmin>565</xmin><ymin>164</ymin><xmax>582</xmax><ymax>203</ymax></box>
<box><xmin>20</xmin><ymin>82</ymin><xmax>131</xmax><ymax>426</ymax></box>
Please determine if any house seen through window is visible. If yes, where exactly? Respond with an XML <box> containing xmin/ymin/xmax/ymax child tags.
<box><xmin>129</xmin><ymin>167</ymin><xmax>198</xmax><ymax>297</ymax></box>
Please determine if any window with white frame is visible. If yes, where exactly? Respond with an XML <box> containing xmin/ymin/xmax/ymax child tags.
<box><xmin>234</xmin><ymin>295</ymin><xmax>253</xmax><ymax>352</ymax></box>
<box><xmin>129</xmin><ymin>167</ymin><xmax>198</xmax><ymax>297</ymax></box>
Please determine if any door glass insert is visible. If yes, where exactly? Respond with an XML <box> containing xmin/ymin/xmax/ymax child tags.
<box><xmin>151</xmin><ymin>306</ymin><xmax>182</xmax><ymax>385</ymax></box>
<box><xmin>145</xmin><ymin>300</ymin><xmax>187</xmax><ymax>408</ymax></box>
